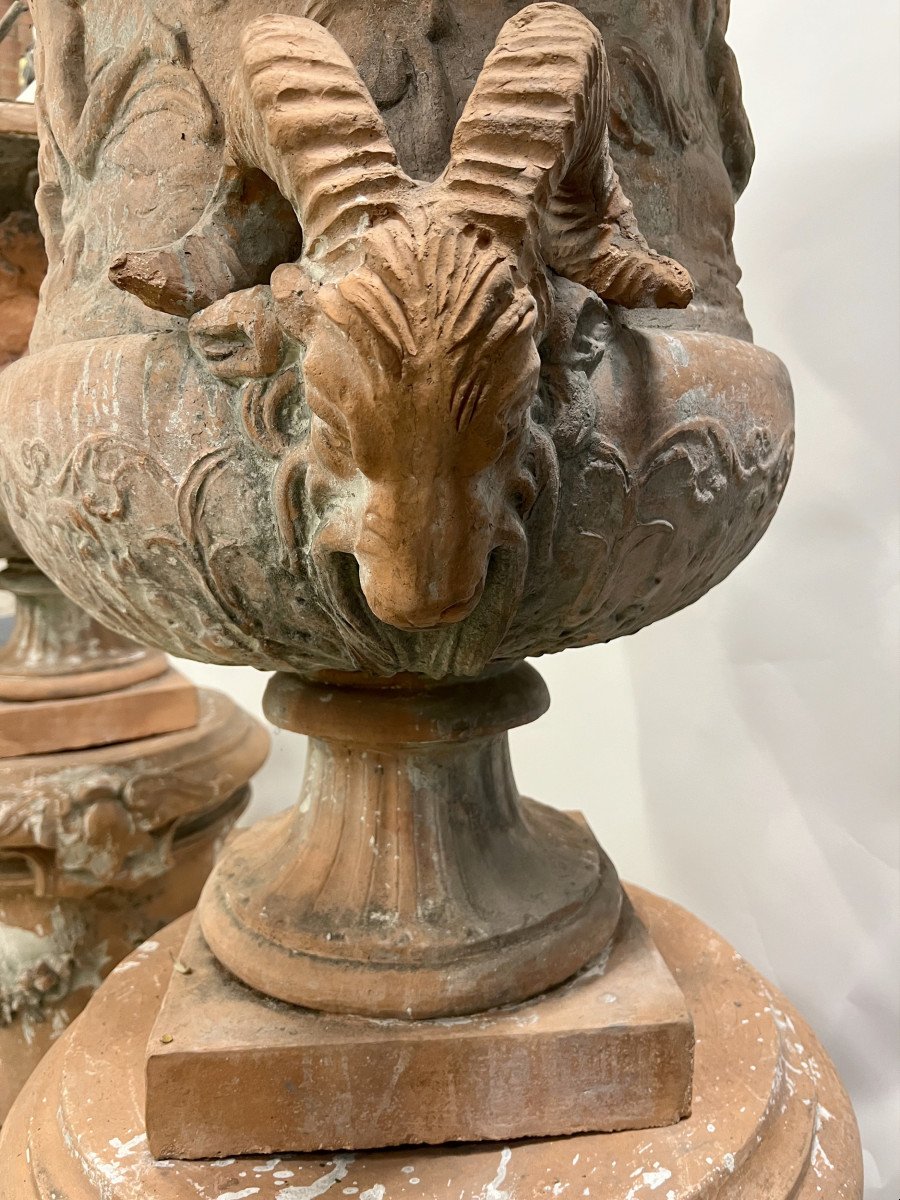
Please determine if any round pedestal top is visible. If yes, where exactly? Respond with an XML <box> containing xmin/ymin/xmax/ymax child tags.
<box><xmin>0</xmin><ymin>887</ymin><xmax>862</xmax><ymax>1199</ymax></box>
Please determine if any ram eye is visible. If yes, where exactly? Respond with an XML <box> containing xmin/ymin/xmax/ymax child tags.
<box><xmin>318</xmin><ymin>422</ymin><xmax>351</xmax><ymax>456</ymax></box>
<box><xmin>511</xmin><ymin>473</ymin><xmax>538</xmax><ymax>517</ymax></box>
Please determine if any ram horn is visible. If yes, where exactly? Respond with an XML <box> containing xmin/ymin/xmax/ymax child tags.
<box><xmin>231</xmin><ymin>15</ymin><xmax>416</xmax><ymax>264</ymax></box>
<box><xmin>441</xmin><ymin>2</ymin><xmax>693</xmax><ymax>309</ymax></box>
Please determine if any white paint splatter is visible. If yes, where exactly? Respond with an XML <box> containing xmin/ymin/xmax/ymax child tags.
<box><xmin>642</xmin><ymin>1167</ymin><xmax>672</xmax><ymax>1190</ymax></box>
<box><xmin>110</xmin><ymin>1134</ymin><xmax>147</xmax><ymax>1159</ymax></box>
<box><xmin>480</xmin><ymin>1147</ymin><xmax>512</xmax><ymax>1200</ymax></box>
<box><xmin>280</xmin><ymin>1156</ymin><xmax>354</xmax><ymax>1199</ymax></box>
<box><xmin>216</xmin><ymin>1190</ymin><xmax>260</xmax><ymax>1200</ymax></box>
<box><xmin>810</xmin><ymin>1104</ymin><xmax>835</xmax><ymax>1177</ymax></box>
<box><xmin>358</xmin><ymin>1188</ymin><xmax>385</xmax><ymax>1200</ymax></box>
<box><xmin>82</xmin><ymin>1149</ymin><xmax>128</xmax><ymax>1187</ymax></box>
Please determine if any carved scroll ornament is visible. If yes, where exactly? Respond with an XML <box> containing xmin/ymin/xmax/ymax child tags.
<box><xmin>0</xmin><ymin>692</ymin><xmax>265</xmax><ymax>896</ymax></box>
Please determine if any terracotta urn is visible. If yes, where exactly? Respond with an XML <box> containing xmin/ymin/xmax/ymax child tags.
<box><xmin>0</xmin><ymin>0</ymin><xmax>792</xmax><ymax>680</ymax></box>
<box><xmin>0</xmin><ymin>5</ymin><xmax>852</xmax><ymax>1193</ymax></box>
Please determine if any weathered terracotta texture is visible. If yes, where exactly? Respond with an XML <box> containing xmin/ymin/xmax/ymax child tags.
<box><xmin>0</xmin><ymin>0</ymin><xmax>824</xmax><ymax>1159</ymax></box>
<box><xmin>0</xmin><ymin>690</ymin><xmax>268</xmax><ymax>1122</ymax></box>
<box><xmin>0</xmin><ymin>671</ymin><xmax>200</xmax><ymax>758</ymax></box>
<box><xmin>0</xmin><ymin>560</ymin><xmax>199</xmax><ymax>758</ymax></box>
<box><xmin>0</xmin><ymin>888</ymin><xmax>863</xmax><ymax>1198</ymax></box>
<box><xmin>0</xmin><ymin>1</ymin><xmax>792</xmax><ymax>680</ymax></box>
<box><xmin>0</xmin><ymin>562</ymin><xmax>168</xmax><ymax>704</ymax></box>
<box><xmin>201</xmin><ymin>666</ymin><xmax>622</xmax><ymax>1018</ymax></box>
<box><xmin>147</xmin><ymin>893</ymin><xmax>693</xmax><ymax>1157</ymax></box>
<box><xmin>0</xmin><ymin>808</ymin><xmax>235</xmax><ymax>1123</ymax></box>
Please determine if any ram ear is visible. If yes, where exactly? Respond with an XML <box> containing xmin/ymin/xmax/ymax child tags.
<box><xmin>188</xmin><ymin>285</ymin><xmax>284</xmax><ymax>381</ymax></box>
<box><xmin>269</xmin><ymin>262</ymin><xmax>319</xmax><ymax>344</ymax></box>
<box><xmin>544</xmin><ymin>277</ymin><xmax>612</xmax><ymax>377</ymax></box>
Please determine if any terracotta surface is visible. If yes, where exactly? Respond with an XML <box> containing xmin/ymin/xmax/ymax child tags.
<box><xmin>0</xmin><ymin>670</ymin><xmax>201</xmax><ymax>759</ymax></box>
<box><xmin>0</xmin><ymin>801</ymin><xmax>244</xmax><ymax>1124</ymax></box>
<box><xmin>0</xmin><ymin>690</ymin><xmax>268</xmax><ymax>899</ymax></box>
<box><xmin>0</xmin><ymin>887</ymin><xmax>863</xmax><ymax>1198</ymax></box>
<box><xmin>0</xmin><ymin>100</ymin><xmax>34</xmax><ymax>139</ymax></box>
<box><xmin>0</xmin><ymin>689</ymin><xmax>269</xmax><ymax>1123</ymax></box>
<box><xmin>201</xmin><ymin>666</ymin><xmax>622</xmax><ymax>1018</ymax></box>
<box><xmin>148</xmin><ymin>893</ymin><xmax>692</xmax><ymax>1158</ymax></box>
<box><xmin>0</xmin><ymin>95</ymin><xmax>274</xmax><ymax>1129</ymax></box>
<box><xmin>0</xmin><ymin>0</ymin><xmax>851</xmax><ymax>1169</ymax></box>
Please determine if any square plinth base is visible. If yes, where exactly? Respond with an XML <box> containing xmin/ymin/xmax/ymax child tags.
<box><xmin>146</xmin><ymin>895</ymin><xmax>694</xmax><ymax>1159</ymax></box>
<box><xmin>0</xmin><ymin>670</ymin><xmax>200</xmax><ymax>758</ymax></box>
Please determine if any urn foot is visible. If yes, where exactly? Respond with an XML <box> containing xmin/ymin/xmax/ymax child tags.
<box><xmin>199</xmin><ymin>663</ymin><xmax>623</xmax><ymax>1020</ymax></box>
<box><xmin>147</xmin><ymin>877</ymin><xmax>692</xmax><ymax>1157</ymax></box>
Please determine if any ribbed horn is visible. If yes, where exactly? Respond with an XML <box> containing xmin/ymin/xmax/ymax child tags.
<box><xmin>441</xmin><ymin>3</ymin><xmax>693</xmax><ymax>308</ymax></box>
<box><xmin>230</xmin><ymin>15</ymin><xmax>415</xmax><ymax>262</ymax></box>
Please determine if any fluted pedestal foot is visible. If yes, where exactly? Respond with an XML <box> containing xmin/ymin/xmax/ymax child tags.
<box><xmin>160</xmin><ymin>663</ymin><xmax>694</xmax><ymax>1154</ymax></box>
<box><xmin>0</xmin><ymin>563</ymin><xmax>198</xmax><ymax>759</ymax></box>
<box><xmin>0</xmin><ymin>563</ymin><xmax>167</xmax><ymax>703</ymax></box>
<box><xmin>200</xmin><ymin>663</ymin><xmax>623</xmax><ymax>1020</ymax></box>
<box><xmin>147</xmin><ymin>876</ymin><xmax>692</xmax><ymax>1157</ymax></box>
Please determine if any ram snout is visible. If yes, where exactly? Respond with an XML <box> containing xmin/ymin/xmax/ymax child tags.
<box><xmin>350</xmin><ymin>475</ymin><xmax>506</xmax><ymax>632</ymax></box>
